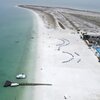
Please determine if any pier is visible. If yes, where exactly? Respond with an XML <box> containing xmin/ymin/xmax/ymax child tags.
<box><xmin>19</xmin><ymin>83</ymin><xmax>52</xmax><ymax>86</ymax></box>
<box><xmin>4</xmin><ymin>80</ymin><xmax>52</xmax><ymax>87</ymax></box>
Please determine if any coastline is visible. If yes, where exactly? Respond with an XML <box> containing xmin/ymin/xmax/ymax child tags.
<box><xmin>16</xmin><ymin>7</ymin><xmax>39</xmax><ymax>100</ymax></box>
<box><xmin>18</xmin><ymin>9</ymin><xmax>46</xmax><ymax>100</ymax></box>
<box><xmin>19</xmin><ymin>5</ymin><xmax>100</xmax><ymax>100</ymax></box>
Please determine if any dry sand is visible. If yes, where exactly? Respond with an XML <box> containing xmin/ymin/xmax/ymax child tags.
<box><xmin>19</xmin><ymin>5</ymin><xmax>100</xmax><ymax>100</ymax></box>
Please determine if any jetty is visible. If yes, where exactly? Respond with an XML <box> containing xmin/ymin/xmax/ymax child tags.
<box><xmin>4</xmin><ymin>80</ymin><xmax>52</xmax><ymax>87</ymax></box>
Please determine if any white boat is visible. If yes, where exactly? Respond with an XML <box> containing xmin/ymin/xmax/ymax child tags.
<box><xmin>11</xmin><ymin>83</ymin><xmax>19</xmax><ymax>87</ymax></box>
<box><xmin>4</xmin><ymin>80</ymin><xmax>19</xmax><ymax>87</ymax></box>
<box><xmin>16</xmin><ymin>73</ymin><xmax>26</xmax><ymax>79</ymax></box>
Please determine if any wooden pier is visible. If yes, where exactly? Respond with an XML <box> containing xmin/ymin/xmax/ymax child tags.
<box><xmin>4</xmin><ymin>80</ymin><xmax>52</xmax><ymax>87</ymax></box>
<box><xmin>19</xmin><ymin>83</ymin><xmax>52</xmax><ymax>86</ymax></box>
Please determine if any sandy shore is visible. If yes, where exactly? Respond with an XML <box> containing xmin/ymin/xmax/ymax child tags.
<box><xmin>19</xmin><ymin>5</ymin><xmax>100</xmax><ymax>100</ymax></box>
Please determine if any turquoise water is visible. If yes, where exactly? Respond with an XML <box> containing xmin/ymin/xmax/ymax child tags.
<box><xmin>0</xmin><ymin>1</ymin><xmax>38</xmax><ymax>100</ymax></box>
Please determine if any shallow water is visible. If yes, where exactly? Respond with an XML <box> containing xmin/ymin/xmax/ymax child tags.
<box><xmin>0</xmin><ymin>1</ymin><xmax>38</xmax><ymax>100</ymax></box>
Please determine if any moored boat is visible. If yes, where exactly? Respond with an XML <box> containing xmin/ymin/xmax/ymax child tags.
<box><xmin>16</xmin><ymin>73</ymin><xmax>26</xmax><ymax>79</ymax></box>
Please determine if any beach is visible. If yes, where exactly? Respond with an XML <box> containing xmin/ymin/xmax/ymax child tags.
<box><xmin>19</xmin><ymin>5</ymin><xmax>100</xmax><ymax>100</ymax></box>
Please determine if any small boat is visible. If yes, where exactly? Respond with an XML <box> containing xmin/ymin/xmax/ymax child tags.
<box><xmin>4</xmin><ymin>80</ymin><xmax>19</xmax><ymax>87</ymax></box>
<box><xmin>16</xmin><ymin>73</ymin><xmax>26</xmax><ymax>79</ymax></box>
<box><xmin>11</xmin><ymin>83</ymin><xmax>19</xmax><ymax>87</ymax></box>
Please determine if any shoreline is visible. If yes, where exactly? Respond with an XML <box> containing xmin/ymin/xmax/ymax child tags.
<box><xmin>18</xmin><ymin>5</ymin><xmax>100</xmax><ymax>100</ymax></box>
<box><xmin>13</xmin><ymin>6</ymin><xmax>38</xmax><ymax>100</ymax></box>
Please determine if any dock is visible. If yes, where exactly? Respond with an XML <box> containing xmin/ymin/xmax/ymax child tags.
<box><xmin>4</xmin><ymin>80</ymin><xmax>52</xmax><ymax>87</ymax></box>
<box><xmin>19</xmin><ymin>83</ymin><xmax>52</xmax><ymax>86</ymax></box>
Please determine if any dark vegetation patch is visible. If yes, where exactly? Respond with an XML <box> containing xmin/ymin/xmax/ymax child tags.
<box><xmin>58</xmin><ymin>22</ymin><xmax>65</xmax><ymax>29</ymax></box>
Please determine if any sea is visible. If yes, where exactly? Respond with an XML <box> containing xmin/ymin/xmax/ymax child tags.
<box><xmin>0</xmin><ymin>0</ymin><xmax>38</xmax><ymax>100</ymax></box>
<box><xmin>0</xmin><ymin>0</ymin><xmax>100</xmax><ymax>100</ymax></box>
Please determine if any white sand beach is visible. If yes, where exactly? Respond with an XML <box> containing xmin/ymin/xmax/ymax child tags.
<box><xmin>19</xmin><ymin>5</ymin><xmax>100</xmax><ymax>100</ymax></box>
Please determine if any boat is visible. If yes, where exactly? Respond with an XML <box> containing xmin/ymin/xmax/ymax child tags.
<box><xmin>16</xmin><ymin>73</ymin><xmax>26</xmax><ymax>79</ymax></box>
<box><xmin>4</xmin><ymin>80</ymin><xmax>19</xmax><ymax>87</ymax></box>
<box><xmin>11</xmin><ymin>83</ymin><xmax>19</xmax><ymax>87</ymax></box>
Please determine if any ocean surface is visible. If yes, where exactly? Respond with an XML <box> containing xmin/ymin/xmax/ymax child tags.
<box><xmin>0</xmin><ymin>0</ymin><xmax>38</xmax><ymax>100</ymax></box>
<box><xmin>0</xmin><ymin>0</ymin><xmax>100</xmax><ymax>100</ymax></box>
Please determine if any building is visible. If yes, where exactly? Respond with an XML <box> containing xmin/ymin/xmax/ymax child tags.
<box><xmin>95</xmin><ymin>47</ymin><xmax>100</xmax><ymax>61</ymax></box>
